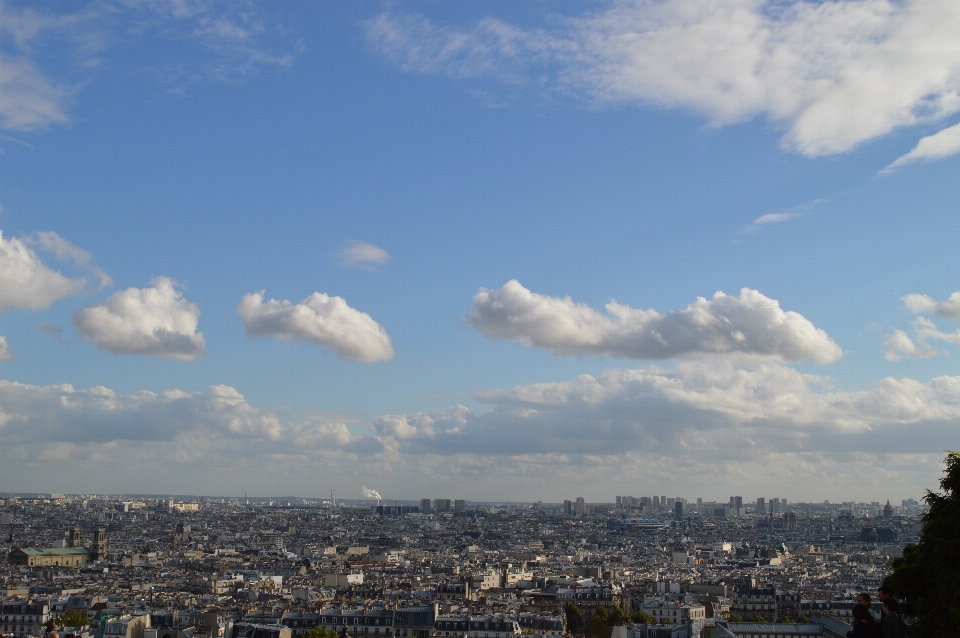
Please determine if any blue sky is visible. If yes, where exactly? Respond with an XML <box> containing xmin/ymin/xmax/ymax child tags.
<box><xmin>2</xmin><ymin>0</ymin><xmax>960</xmax><ymax>502</ymax></box>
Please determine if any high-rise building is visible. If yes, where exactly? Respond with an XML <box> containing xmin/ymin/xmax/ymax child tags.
<box><xmin>421</xmin><ymin>498</ymin><xmax>432</xmax><ymax>514</ymax></box>
<box><xmin>574</xmin><ymin>497</ymin><xmax>587</xmax><ymax>516</ymax></box>
<box><xmin>674</xmin><ymin>501</ymin><xmax>684</xmax><ymax>522</ymax></box>
<box><xmin>616</xmin><ymin>496</ymin><xmax>622</xmax><ymax>508</ymax></box>
<box><xmin>770</xmin><ymin>498</ymin><xmax>781</xmax><ymax>513</ymax></box>
<box><xmin>454</xmin><ymin>499</ymin><xmax>465</xmax><ymax>512</ymax></box>
<box><xmin>564</xmin><ymin>500</ymin><xmax>573</xmax><ymax>515</ymax></box>
<box><xmin>660</xmin><ymin>495</ymin><xmax>667</xmax><ymax>509</ymax></box>
<box><xmin>756</xmin><ymin>497</ymin><xmax>766</xmax><ymax>513</ymax></box>
<box><xmin>435</xmin><ymin>499</ymin><xmax>451</xmax><ymax>513</ymax></box>
<box><xmin>734</xmin><ymin>496</ymin><xmax>743</xmax><ymax>510</ymax></box>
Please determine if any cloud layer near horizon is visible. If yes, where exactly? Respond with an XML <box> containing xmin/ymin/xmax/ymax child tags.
<box><xmin>367</xmin><ymin>0</ymin><xmax>960</xmax><ymax>160</ymax></box>
<box><xmin>3</xmin><ymin>362</ymin><xmax>956</xmax><ymax>497</ymax></box>
<box><xmin>237</xmin><ymin>291</ymin><xmax>394</xmax><ymax>362</ymax></box>
<box><xmin>469</xmin><ymin>280</ymin><xmax>842</xmax><ymax>363</ymax></box>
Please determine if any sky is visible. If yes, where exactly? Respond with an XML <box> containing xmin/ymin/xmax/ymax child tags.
<box><xmin>2</xmin><ymin>0</ymin><xmax>960</xmax><ymax>503</ymax></box>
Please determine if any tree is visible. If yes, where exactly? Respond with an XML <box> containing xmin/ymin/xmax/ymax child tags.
<box><xmin>302</xmin><ymin>628</ymin><xmax>338</xmax><ymax>638</ymax></box>
<box><xmin>607</xmin><ymin>607</ymin><xmax>628</xmax><ymax>626</ymax></box>
<box><xmin>775</xmin><ymin>616</ymin><xmax>795</xmax><ymax>624</ymax></box>
<box><xmin>797</xmin><ymin>615</ymin><xmax>811</xmax><ymax>624</ymax></box>
<box><xmin>728</xmin><ymin>615</ymin><xmax>742</xmax><ymax>623</ymax></box>
<box><xmin>746</xmin><ymin>616</ymin><xmax>768</xmax><ymax>623</ymax></box>
<box><xmin>886</xmin><ymin>451</ymin><xmax>960</xmax><ymax>638</ymax></box>
<box><xmin>630</xmin><ymin>612</ymin><xmax>655</xmax><ymax>625</ymax></box>
<box><xmin>587</xmin><ymin>606</ymin><xmax>610</xmax><ymax>638</ymax></box>
<box><xmin>59</xmin><ymin>611</ymin><xmax>89</xmax><ymax>628</ymax></box>
<box><xmin>565</xmin><ymin>604</ymin><xmax>584</xmax><ymax>635</ymax></box>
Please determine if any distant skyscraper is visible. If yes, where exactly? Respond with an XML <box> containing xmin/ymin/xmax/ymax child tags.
<box><xmin>435</xmin><ymin>499</ymin><xmax>451</xmax><ymax>513</ymax></box>
<box><xmin>455</xmin><ymin>499</ymin><xmax>465</xmax><ymax>512</ymax></box>
<box><xmin>674</xmin><ymin>501</ymin><xmax>684</xmax><ymax>522</ymax></box>
<box><xmin>574</xmin><ymin>497</ymin><xmax>586</xmax><ymax>516</ymax></box>
<box><xmin>660</xmin><ymin>495</ymin><xmax>666</xmax><ymax>509</ymax></box>
<box><xmin>734</xmin><ymin>496</ymin><xmax>743</xmax><ymax>510</ymax></box>
<box><xmin>421</xmin><ymin>498</ymin><xmax>431</xmax><ymax>514</ymax></box>
<box><xmin>564</xmin><ymin>499</ymin><xmax>573</xmax><ymax>515</ymax></box>
<box><xmin>756</xmin><ymin>497</ymin><xmax>766</xmax><ymax>513</ymax></box>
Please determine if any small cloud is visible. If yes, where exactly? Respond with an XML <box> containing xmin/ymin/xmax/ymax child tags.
<box><xmin>72</xmin><ymin>277</ymin><xmax>205</xmax><ymax>361</ymax></box>
<box><xmin>236</xmin><ymin>290</ymin><xmax>394</xmax><ymax>362</ymax></box>
<box><xmin>336</xmin><ymin>240</ymin><xmax>391</xmax><ymax>271</ymax></box>
<box><xmin>36</xmin><ymin>321</ymin><xmax>65</xmax><ymax>343</ymax></box>
<box><xmin>882</xmin><ymin>121</ymin><xmax>960</xmax><ymax>174</ymax></box>
<box><xmin>0</xmin><ymin>336</ymin><xmax>14</xmax><ymax>362</ymax></box>
<box><xmin>903</xmin><ymin>292</ymin><xmax>960</xmax><ymax>319</ymax></box>
<box><xmin>744</xmin><ymin>212</ymin><xmax>802</xmax><ymax>233</ymax></box>
<box><xmin>883</xmin><ymin>328</ymin><xmax>941</xmax><ymax>362</ymax></box>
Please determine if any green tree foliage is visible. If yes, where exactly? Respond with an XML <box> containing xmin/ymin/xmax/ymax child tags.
<box><xmin>728</xmin><ymin>615</ymin><xmax>743</xmax><ymax>623</ymax></box>
<box><xmin>303</xmin><ymin>628</ymin><xmax>339</xmax><ymax>638</ymax></box>
<box><xmin>797</xmin><ymin>615</ymin><xmax>811</xmax><ymax>624</ymax></box>
<box><xmin>746</xmin><ymin>616</ymin><xmax>768</xmax><ymax>623</ymax></box>
<box><xmin>607</xmin><ymin>608</ymin><xmax>629</xmax><ymax>625</ymax></box>
<box><xmin>886</xmin><ymin>451</ymin><xmax>960</xmax><ymax>638</ymax></box>
<box><xmin>59</xmin><ymin>611</ymin><xmax>90</xmax><ymax>628</ymax></box>
<box><xmin>775</xmin><ymin>616</ymin><xmax>795</xmax><ymax>624</ymax></box>
<box><xmin>587</xmin><ymin>606</ymin><xmax>610</xmax><ymax>638</ymax></box>
<box><xmin>630</xmin><ymin>611</ymin><xmax>655</xmax><ymax>624</ymax></box>
<box><xmin>565</xmin><ymin>604</ymin><xmax>584</xmax><ymax>635</ymax></box>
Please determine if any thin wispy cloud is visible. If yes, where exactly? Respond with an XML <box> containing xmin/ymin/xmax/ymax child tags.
<box><xmin>336</xmin><ymin>240</ymin><xmax>392</xmax><ymax>270</ymax></box>
<box><xmin>882</xmin><ymin>121</ymin><xmax>960</xmax><ymax>173</ymax></box>
<box><xmin>0</xmin><ymin>0</ymin><xmax>295</xmax><ymax>134</ymax></box>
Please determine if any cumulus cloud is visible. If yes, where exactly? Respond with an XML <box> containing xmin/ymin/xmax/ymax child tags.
<box><xmin>903</xmin><ymin>291</ymin><xmax>960</xmax><ymax>318</ymax></box>
<box><xmin>0</xmin><ymin>336</ymin><xmax>14</xmax><ymax>362</ymax></box>
<box><xmin>884</xmin><ymin>121</ymin><xmax>960</xmax><ymax>171</ymax></box>
<box><xmin>336</xmin><ymin>240</ymin><xmax>392</xmax><ymax>270</ymax></box>
<box><xmin>367</xmin><ymin>0</ymin><xmax>960</xmax><ymax>157</ymax></box>
<box><xmin>469</xmin><ymin>280</ymin><xmax>842</xmax><ymax>363</ymax></box>
<box><xmin>0</xmin><ymin>230</ymin><xmax>106</xmax><ymax>312</ymax></box>
<box><xmin>236</xmin><ymin>290</ymin><xmax>394</xmax><ymax>362</ymax></box>
<box><xmin>72</xmin><ymin>277</ymin><xmax>205</xmax><ymax>360</ymax></box>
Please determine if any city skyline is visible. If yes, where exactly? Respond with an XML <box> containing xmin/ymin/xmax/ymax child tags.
<box><xmin>2</xmin><ymin>1</ymin><xmax>960</xmax><ymax>500</ymax></box>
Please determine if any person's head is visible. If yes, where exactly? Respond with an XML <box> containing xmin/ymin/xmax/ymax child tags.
<box><xmin>883</xmin><ymin>599</ymin><xmax>900</xmax><ymax>614</ymax></box>
<box><xmin>852</xmin><ymin>604</ymin><xmax>876</xmax><ymax>625</ymax></box>
<box><xmin>878</xmin><ymin>585</ymin><xmax>894</xmax><ymax>601</ymax></box>
<box><xmin>857</xmin><ymin>593</ymin><xmax>871</xmax><ymax>606</ymax></box>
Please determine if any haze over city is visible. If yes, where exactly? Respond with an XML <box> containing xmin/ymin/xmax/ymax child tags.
<box><xmin>2</xmin><ymin>0</ymin><xmax>960</xmax><ymax>501</ymax></box>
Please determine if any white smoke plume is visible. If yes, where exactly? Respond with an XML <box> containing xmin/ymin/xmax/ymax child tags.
<box><xmin>361</xmin><ymin>486</ymin><xmax>382</xmax><ymax>501</ymax></box>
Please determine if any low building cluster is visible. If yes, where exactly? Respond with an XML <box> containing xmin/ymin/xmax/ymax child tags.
<box><xmin>0</xmin><ymin>495</ymin><xmax>920</xmax><ymax>638</ymax></box>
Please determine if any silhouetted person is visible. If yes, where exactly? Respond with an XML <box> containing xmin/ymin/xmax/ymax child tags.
<box><xmin>880</xmin><ymin>598</ymin><xmax>905</xmax><ymax>638</ymax></box>
<box><xmin>847</xmin><ymin>604</ymin><xmax>879</xmax><ymax>638</ymax></box>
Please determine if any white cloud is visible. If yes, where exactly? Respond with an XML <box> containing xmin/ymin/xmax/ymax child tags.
<box><xmin>884</xmin><ymin>120</ymin><xmax>960</xmax><ymax>171</ymax></box>
<box><xmin>236</xmin><ymin>290</ymin><xmax>394</xmax><ymax>362</ymax></box>
<box><xmin>0</xmin><ymin>1</ymin><xmax>293</xmax><ymax>134</ymax></box>
<box><xmin>72</xmin><ymin>277</ymin><xmax>205</xmax><ymax>360</ymax></box>
<box><xmin>0</xmin><ymin>51</ymin><xmax>71</xmax><ymax>131</ymax></box>
<box><xmin>883</xmin><ymin>327</ymin><xmax>942</xmax><ymax>361</ymax></box>
<box><xmin>336</xmin><ymin>240</ymin><xmax>392</xmax><ymax>270</ymax></box>
<box><xmin>0</xmin><ymin>380</ymin><xmax>380</xmax><ymax>458</ymax></box>
<box><xmin>0</xmin><ymin>336</ymin><xmax>14</xmax><ymax>362</ymax></box>
<box><xmin>372</xmin><ymin>361</ymin><xmax>960</xmax><ymax>461</ymax></box>
<box><xmin>0</xmin><ymin>230</ymin><xmax>103</xmax><ymax>312</ymax></box>
<box><xmin>367</xmin><ymin>0</ymin><xmax>960</xmax><ymax>157</ymax></box>
<box><xmin>1</xmin><ymin>365</ymin><xmax>955</xmax><ymax>499</ymax></box>
<box><xmin>903</xmin><ymin>291</ymin><xmax>960</xmax><ymax>318</ymax></box>
<box><xmin>469</xmin><ymin>280</ymin><xmax>842</xmax><ymax>363</ymax></box>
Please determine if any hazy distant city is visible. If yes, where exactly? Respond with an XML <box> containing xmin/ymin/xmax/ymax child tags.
<box><xmin>0</xmin><ymin>491</ymin><xmax>922</xmax><ymax>638</ymax></box>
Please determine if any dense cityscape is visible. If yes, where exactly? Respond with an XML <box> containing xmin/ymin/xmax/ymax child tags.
<box><xmin>0</xmin><ymin>492</ymin><xmax>923</xmax><ymax>638</ymax></box>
